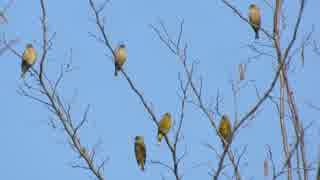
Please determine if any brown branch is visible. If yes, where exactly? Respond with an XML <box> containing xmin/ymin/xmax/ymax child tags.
<box><xmin>273</xmin><ymin>2</ymin><xmax>292</xmax><ymax>176</ymax></box>
<box><xmin>282</xmin><ymin>0</ymin><xmax>306</xmax><ymax>61</ymax></box>
<box><xmin>13</xmin><ymin>1</ymin><xmax>107</xmax><ymax>180</ymax></box>
<box><xmin>89</xmin><ymin>1</ymin><xmax>183</xmax><ymax>179</ymax></box>
<box><xmin>222</xmin><ymin>1</ymin><xmax>310</xmax><ymax>180</ymax></box>
<box><xmin>221</xmin><ymin>0</ymin><xmax>273</xmax><ymax>40</ymax></box>
<box><xmin>151</xmin><ymin>20</ymin><xmax>286</xmax><ymax>180</ymax></box>
<box><xmin>279</xmin><ymin>71</ymin><xmax>292</xmax><ymax>180</ymax></box>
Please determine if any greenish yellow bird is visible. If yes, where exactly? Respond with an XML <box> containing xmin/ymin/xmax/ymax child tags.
<box><xmin>134</xmin><ymin>136</ymin><xmax>146</xmax><ymax>171</ymax></box>
<box><xmin>157</xmin><ymin>112</ymin><xmax>172</xmax><ymax>144</ymax></box>
<box><xmin>114</xmin><ymin>44</ymin><xmax>127</xmax><ymax>76</ymax></box>
<box><xmin>21</xmin><ymin>43</ymin><xmax>37</xmax><ymax>78</ymax></box>
<box><xmin>249</xmin><ymin>4</ymin><xmax>261</xmax><ymax>39</ymax></box>
<box><xmin>218</xmin><ymin>115</ymin><xmax>232</xmax><ymax>147</ymax></box>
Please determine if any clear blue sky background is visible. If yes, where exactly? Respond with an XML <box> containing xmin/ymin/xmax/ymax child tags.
<box><xmin>0</xmin><ymin>0</ymin><xmax>319</xmax><ymax>179</ymax></box>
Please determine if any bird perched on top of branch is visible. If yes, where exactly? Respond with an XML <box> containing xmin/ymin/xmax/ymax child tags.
<box><xmin>249</xmin><ymin>4</ymin><xmax>261</xmax><ymax>39</ymax></box>
<box><xmin>134</xmin><ymin>136</ymin><xmax>146</xmax><ymax>171</ymax></box>
<box><xmin>21</xmin><ymin>43</ymin><xmax>37</xmax><ymax>78</ymax></box>
<box><xmin>157</xmin><ymin>112</ymin><xmax>172</xmax><ymax>144</ymax></box>
<box><xmin>218</xmin><ymin>114</ymin><xmax>232</xmax><ymax>148</ymax></box>
<box><xmin>114</xmin><ymin>44</ymin><xmax>127</xmax><ymax>76</ymax></box>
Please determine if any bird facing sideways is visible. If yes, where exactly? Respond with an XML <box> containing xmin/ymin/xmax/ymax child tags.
<box><xmin>249</xmin><ymin>4</ymin><xmax>261</xmax><ymax>39</ymax></box>
<box><xmin>157</xmin><ymin>112</ymin><xmax>172</xmax><ymax>144</ymax></box>
<box><xmin>114</xmin><ymin>44</ymin><xmax>127</xmax><ymax>76</ymax></box>
<box><xmin>134</xmin><ymin>136</ymin><xmax>146</xmax><ymax>171</ymax></box>
<box><xmin>21</xmin><ymin>43</ymin><xmax>37</xmax><ymax>78</ymax></box>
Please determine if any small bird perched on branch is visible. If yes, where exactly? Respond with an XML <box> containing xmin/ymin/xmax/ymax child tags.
<box><xmin>157</xmin><ymin>112</ymin><xmax>172</xmax><ymax>144</ymax></box>
<box><xmin>114</xmin><ymin>44</ymin><xmax>127</xmax><ymax>76</ymax></box>
<box><xmin>134</xmin><ymin>136</ymin><xmax>146</xmax><ymax>171</ymax></box>
<box><xmin>249</xmin><ymin>4</ymin><xmax>261</xmax><ymax>39</ymax></box>
<box><xmin>21</xmin><ymin>43</ymin><xmax>37</xmax><ymax>78</ymax></box>
<box><xmin>218</xmin><ymin>114</ymin><xmax>232</xmax><ymax>148</ymax></box>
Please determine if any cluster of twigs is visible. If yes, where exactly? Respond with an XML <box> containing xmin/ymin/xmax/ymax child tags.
<box><xmin>2</xmin><ymin>0</ymin><xmax>318</xmax><ymax>180</ymax></box>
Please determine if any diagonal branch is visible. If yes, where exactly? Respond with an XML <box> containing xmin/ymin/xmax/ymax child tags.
<box><xmin>89</xmin><ymin>1</ymin><xmax>183</xmax><ymax>180</ymax></box>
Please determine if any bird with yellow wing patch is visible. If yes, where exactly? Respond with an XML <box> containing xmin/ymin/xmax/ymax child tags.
<box><xmin>157</xmin><ymin>112</ymin><xmax>172</xmax><ymax>144</ymax></box>
<box><xmin>218</xmin><ymin>114</ymin><xmax>232</xmax><ymax>148</ymax></box>
<box><xmin>134</xmin><ymin>136</ymin><xmax>146</xmax><ymax>171</ymax></box>
<box><xmin>21</xmin><ymin>43</ymin><xmax>37</xmax><ymax>78</ymax></box>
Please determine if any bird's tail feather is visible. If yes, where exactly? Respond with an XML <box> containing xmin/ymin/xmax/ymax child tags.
<box><xmin>114</xmin><ymin>63</ymin><xmax>118</xmax><ymax>76</ymax></box>
<box><xmin>21</xmin><ymin>62</ymin><xmax>29</xmax><ymax>79</ymax></box>
<box><xmin>140</xmin><ymin>163</ymin><xmax>145</xmax><ymax>171</ymax></box>
<box><xmin>255</xmin><ymin>31</ymin><xmax>259</xmax><ymax>39</ymax></box>
<box><xmin>157</xmin><ymin>133</ymin><xmax>163</xmax><ymax>145</ymax></box>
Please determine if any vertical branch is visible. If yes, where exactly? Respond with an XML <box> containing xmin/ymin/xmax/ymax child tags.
<box><xmin>279</xmin><ymin>71</ymin><xmax>292</xmax><ymax>180</ymax></box>
<box><xmin>39</xmin><ymin>0</ymin><xmax>48</xmax><ymax>80</ymax></box>
<box><xmin>274</xmin><ymin>2</ymin><xmax>292</xmax><ymax>175</ymax></box>
<box><xmin>273</xmin><ymin>0</ymin><xmax>282</xmax><ymax>61</ymax></box>
<box><xmin>281</xmin><ymin>0</ymin><xmax>307</xmax><ymax>179</ymax></box>
<box><xmin>284</xmin><ymin>75</ymin><xmax>308</xmax><ymax>180</ymax></box>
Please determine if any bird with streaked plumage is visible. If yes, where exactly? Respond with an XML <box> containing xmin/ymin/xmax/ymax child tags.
<box><xmin>134</xmin><ymin>136</ymin><xmax>146</xmax><ymax>171</ymax></box>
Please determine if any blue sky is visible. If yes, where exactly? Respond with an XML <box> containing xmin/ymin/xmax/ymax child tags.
<box><xmin>0</xmin><ymin>0</ymin><xmax>319</xmax><ymax>179</ymax></box>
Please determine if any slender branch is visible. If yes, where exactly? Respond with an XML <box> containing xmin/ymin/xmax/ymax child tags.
<box><xmin>16</xmin><ymin>1</ymin><xmax>107</xmax><ymax>180</ymax></box>
<box><xmin>151</xmin><ymin>20</ymin><xmax>288</xmax><ymax>180</ymax></box>
<box><xmin>89</xmin><ymin>1</ymin><xmax>183</xmax><ymax>179</ymax></box>
<box><xmin>221</xmin><ymin>0</ymin><xmax>273</xmax><ymax>40</ymax></box>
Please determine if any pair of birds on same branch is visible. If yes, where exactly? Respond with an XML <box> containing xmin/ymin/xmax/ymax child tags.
<box><xmin>134</xmin><ymin>112</ymin><xmax>172</xmax><ymax>171</ymax></box>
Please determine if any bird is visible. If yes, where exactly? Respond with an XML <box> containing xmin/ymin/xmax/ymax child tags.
<box><xmin>134</xmin><ymin>136</ymin><xmax>146</xmax><ymax>171</ymax></box>
<box><xmin>21</xmin><ymin>43</ymin><xmax>37</xmax><ymax>78</ymax></box>
<box><xmin>218</xmin><ymin>114</ymin><xmax>232</xmax><ymax>147</ymax></box>
<box><xmin>157</xmin><ymin>112</ymin><xmax>172</xmax><ymax>144</ymax></box>
<box><xmin>114</xmin><ymin>44</ymin><xmax>127</xmax><ymax>76</ymax></box>
<box><xmin>248</xmin><ymin>4</ymin><xmax>261</xmax><ymax>39</ymax></box>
